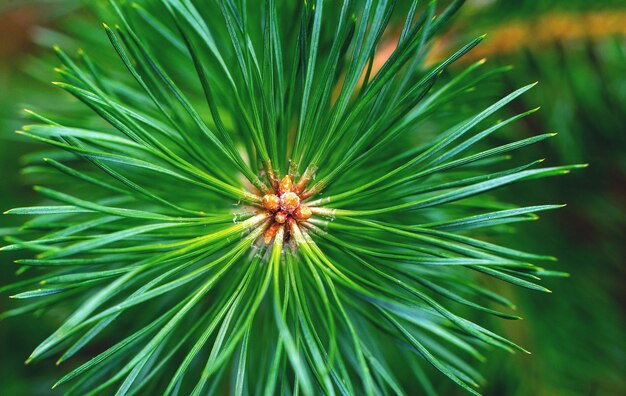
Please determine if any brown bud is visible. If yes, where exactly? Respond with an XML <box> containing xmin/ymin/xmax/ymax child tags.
<box><xmin>274</xmin><ymin>211</ymin><xmax>288</xmax><ymax>224</ymax></box>
<box><xmin>262</xmin><ymin>194</ymin><xmax>280</xmax><ymax>212</ymax></box>
<box><xmin>278</xmin><ymin>175</ymin><xmax>293</xmax><ymax>195</ymax></box>
<box><xmin>294</xmin><ymin>205</ymin><xmax>312</xmax><ymax>220</ymax></box>
<box><xmin>280</xmin><ymin>192</ymin><xmax>300</xmax><ymax>212</ymax></box>
<box><xmin>264</xmin><ymin>222</ymin><xmax>280</xmax><ymax>244</ymax></box>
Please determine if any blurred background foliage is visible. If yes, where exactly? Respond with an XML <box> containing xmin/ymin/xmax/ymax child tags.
<box><xmin>454</xmin><ymin>2</ymin><xmax>626</xmax><ymax>395</ymax></box>
<box><xmin>0</xmin><ymin>0</ymin><xmax>624</xmax><ymax>395</ymax></box>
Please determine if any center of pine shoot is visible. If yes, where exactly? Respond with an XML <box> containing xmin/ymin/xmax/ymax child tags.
<box><xmin>261</xmin><ymin>175</ymin><xmax>313</xmax><ymax>245</ymax></box>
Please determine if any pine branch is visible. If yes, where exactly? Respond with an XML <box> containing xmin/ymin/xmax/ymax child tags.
<box><xmin>1</xmin><ymin>1</ymin><xmax>581</xmax><ymax>394</ymax></box>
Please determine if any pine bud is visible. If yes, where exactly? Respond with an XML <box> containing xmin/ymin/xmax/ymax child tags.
<box><xmin>262</xmin><ymin>194</ymin><xmax>280</xmax><ymax>211</ymax></box>
<box><xmin>294</xmin><ymin>205</ymin><xmax>312</xmax><ymax>220</ymax></box>
<box><xmin>278</xmin><ymin>175</ymin><xmax>293</xmax><ymax>195</ymax></box>
<box><xmin>280</xmin><ymin>192</ymin><xmax>300</xmax><ymax>212</ymax></box>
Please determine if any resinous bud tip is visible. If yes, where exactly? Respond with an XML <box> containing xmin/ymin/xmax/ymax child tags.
<box><xmin>280</xmin><ymin>192</ymin><xmax>300</xmax><ymax>212</ymax></box>
<box><xmin>262</xmin><ymin>194</ymin><xmax>280</xmax><ymax>212</ymax></box>
<box><xmin>294</xmin><ymin>205</ymin><xmax>312</xmax><ymax>220</ymax></box>
<box><xmin>275</xmin><ymin>211</ymin><xmax>288</xmax><ymax>224</ymax></box>
<box><xmin>278</xmin><ymin>175</ymin><xmax>293</xmax><ymax>195</ymax></box>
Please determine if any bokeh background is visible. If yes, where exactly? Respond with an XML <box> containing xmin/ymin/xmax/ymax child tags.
<box><xmin>1</xmin><ymin>1</ymin><xmax>624</xmax><ymax>395</ymax></box>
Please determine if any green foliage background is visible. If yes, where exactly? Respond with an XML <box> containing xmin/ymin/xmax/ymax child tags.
<box><xmin>0</xmin><ymin>0</ymin><xmax>624</xmax><ymax>395</ymax></box>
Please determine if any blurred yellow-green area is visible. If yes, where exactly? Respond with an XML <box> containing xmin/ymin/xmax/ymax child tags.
<box><xmin>1</xmin><ymin>1</ymin><xmax>624</xmax><ymax>395</ymax></box>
